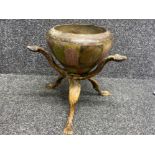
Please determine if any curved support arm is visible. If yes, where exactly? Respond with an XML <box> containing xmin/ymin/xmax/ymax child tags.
<box><xmin>72</xmin><ymin>54</ymin><xmax>127</xmax><ymax>80</ymax></box>
<box><xmin>27</xmin><ymin>45</ymin><xmax>67</xmax><ymax>77</ymax></box>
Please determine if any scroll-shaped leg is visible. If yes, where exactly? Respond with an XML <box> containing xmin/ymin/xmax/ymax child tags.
<box><xmin>46</xmin><ymin>76</ymin><xmax>64</xmax><ymax>89</ymax></box>
<box><xmin>88</xmin><ymin>78</ymin><xmax>111</xmax><ymax>96</ymax></box>
<box><xmin>64</xmin><ymin>79</ymin><xmax>81</xmax><ymax>135</ymax></box>
<box><xmin>72</xmin><ymin>54</ymin><xmax>127</xmax><ymax>80</ymax></box>
<box><xmin>27</xmin><ymin>45</ymin><xmax>67</xmax><ymax>77</ymax></box>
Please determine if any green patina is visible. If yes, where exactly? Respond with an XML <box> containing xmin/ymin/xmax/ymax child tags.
<box><xmin>79</xmin><ymin>45</ymin><xmax>103</xmax><ymax>67</ymax></box>
<box><xmin>52</xmin><ymin>41</ymin><xmax>65</xmax><ymax>64</ymax></box>
<box><xmin>51</xmin><ymin>41</ymin><xmax>107</xmax><ymax>74</ymax></box>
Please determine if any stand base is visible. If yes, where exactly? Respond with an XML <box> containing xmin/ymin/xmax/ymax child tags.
<box><xmin>27</xmin><ymin>45</ymin><xmax>127</xmax><ymax>135</ymax></box>
<box><xmin>46</xmin><ymin>76</ymin><xmax>111</xmax><ymax>135</ymax></box>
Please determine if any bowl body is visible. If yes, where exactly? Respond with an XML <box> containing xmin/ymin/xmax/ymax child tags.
<box><xmin>46</xmin><ymin>24</ymin><xmax>113</xmax><ymax>74</ymax></box>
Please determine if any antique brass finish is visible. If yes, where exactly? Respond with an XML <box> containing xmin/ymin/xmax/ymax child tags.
<box><xmin>88</xmin><ymin>78</ymin><xmax>111</xmax><ymax>96</ymax></box>
<box><xmin>27</xmin><ymin>24</ymin><xmax>127</xmax><ymax>134</ymax></box>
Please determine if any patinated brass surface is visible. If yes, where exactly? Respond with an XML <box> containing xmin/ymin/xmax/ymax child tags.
<box><xmin>27</xmin><ymin>24</ymin><xmax>127</xmax><ymax>134</ymax></box>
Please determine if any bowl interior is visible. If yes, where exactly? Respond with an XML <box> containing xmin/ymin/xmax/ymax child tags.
<box><xmin>54</xmin><ymin>24</ymin><xmax>106</xmax><ymax>34</ymax></box>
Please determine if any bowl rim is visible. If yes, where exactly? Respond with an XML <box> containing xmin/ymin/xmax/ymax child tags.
<box><xmin>46</xmin><ymin>24</ymin><xmax>112</xmax><ymax>46</ymax></box>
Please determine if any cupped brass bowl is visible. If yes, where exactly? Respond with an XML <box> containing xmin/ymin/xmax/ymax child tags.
<box><xmin>46</xmin><ymin>24</ymin><xmax>113</xmax><ymax>74</ymax></box>
<box><xmin>27</xmin><ymin>24</ymin><xmax>127</xmax><ymax>135</ymax></box>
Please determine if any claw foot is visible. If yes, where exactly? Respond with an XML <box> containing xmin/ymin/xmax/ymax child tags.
<box><xmin>100</xmin><ymin>90</ymin><xmax>111</xmax><ymax>96</ymax></box>
<box><xmin>46</xmin><ymin>83</ymin><xmax>56</xmax><ymax>89</ymax></box>
<box><xmin>64</xmin><ymin>126</ymin><xmax>73</xmax><ymax>135</ymax></box>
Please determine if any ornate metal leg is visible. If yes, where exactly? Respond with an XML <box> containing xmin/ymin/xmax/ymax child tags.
<box><xmin>64</xmin><ymin>79</ymin><xmax>81</xmax><ymax>135</ymax></box>
<box><xmin>46</xmin><ymin>76</ymin><xmax>65</xmax><ymax>89</ymax></box>
<box><xmin>88</xmin><ymin>78</ymin><xmax>111</xmax><ymax>96</ymax></box>
<box><xmin>27</xmin><ymin>45</ymin><xmax>67</xmax><ymax>77</ymax></box>
<box><xmin>72</xmin><ymin>54</ymin><xmax>127</xmax><ymax>80</ymax></box>
<box><xmin>28</xmin><ymin>45</ymin><xmax>127</xmax><ymax>134</ymax></box>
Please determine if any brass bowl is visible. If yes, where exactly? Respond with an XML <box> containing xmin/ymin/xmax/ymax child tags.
<box><xmin>46</xmin><ymin>24</ymin><xmax>113</xmax><ymax>75</ymax></box>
